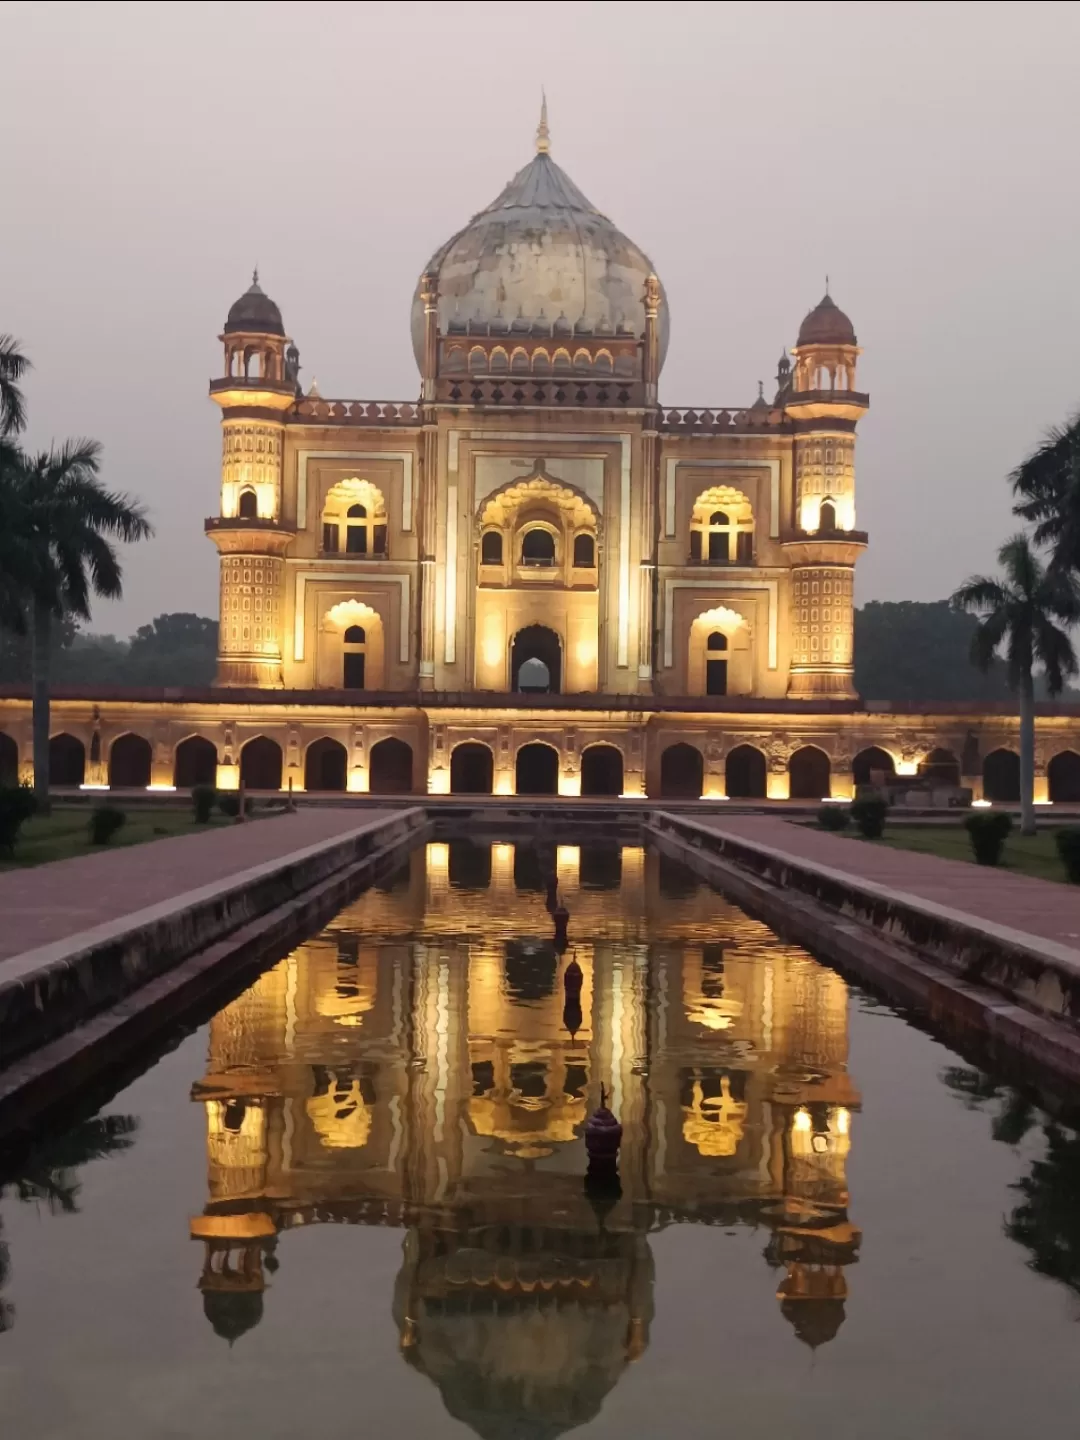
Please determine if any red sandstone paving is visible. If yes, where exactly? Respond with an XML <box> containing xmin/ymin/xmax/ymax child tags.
<box><xmin>0</xmin><ymin>809</ymin><xmax>390</xmax><ymax>964</ymax></box>
<box><xmin>695</xmin><ymin>814</ymin><xmax>1080</xmax><ymax>951</ymax></box>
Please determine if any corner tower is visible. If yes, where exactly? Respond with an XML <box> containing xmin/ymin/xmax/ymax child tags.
<box><xmin>206</xmin><ymin>274</ymin><xmax>299</xmax><ymax>686</ymax></box>
<box><xmin>782</xmin><ymin>292</ymin><xmax>869</xmax><ymax>700</ymax></box>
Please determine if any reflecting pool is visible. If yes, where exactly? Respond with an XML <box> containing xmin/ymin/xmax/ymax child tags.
<box><xmin>3</xmin><ymin>840</ymin><xmax>1080</xmax><ymax>1438</ymax></box>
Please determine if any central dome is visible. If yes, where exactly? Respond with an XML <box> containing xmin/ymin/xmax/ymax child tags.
<box><xmin>412</xmin><ymin>122</ymin><xmax>668</xmax><ymax>372</ymax></box>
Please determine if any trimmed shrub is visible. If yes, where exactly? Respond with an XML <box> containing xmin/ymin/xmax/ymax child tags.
<box><xmin>192</xmin><ymin>785</ymin><xmax>217</xmax><ymax>824</ymax></box>
<box><xmin>850</xmin><ymin>797</ymin><xmax>888</xmax><ymax>839</ymax></box>
<box><xmin>89</xmin><ymin>805</ymin><xmax>127</xmax><ymax>846</ymax></box>
<box><xmin>1055</xmin><ymin>827</ymin><xmax>1080</xmax><ymax>884</ymax></box>
<box><xmin>964</xmin><ymin>811</ymin><xmax>1012</xmax><ymax>866</ymax></box>
<box><xmin>0</xmin><ymin>784</ymin><xmax>37</xmax><ymax>856</ymax></box>
<box><xmin>817</xmin><ymin>805</ymin><xmax>850</xmax><ymax>832</ymax></box>
<box><xmin>218</xmin><ymin>793</ymin><xmax>241</xmax><ymax>818</ymax></box>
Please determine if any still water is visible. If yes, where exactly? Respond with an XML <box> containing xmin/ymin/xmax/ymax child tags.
<box><xmin>2</xmin><ymin>840</ymin><xmax>1080</xmax><ymax>1438</ymax></box>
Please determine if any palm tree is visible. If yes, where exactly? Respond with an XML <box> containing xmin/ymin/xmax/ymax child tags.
<box><xmin>952</xmin><ymin>534</ymin><xmax>1080</xmax><ymax>834</ymax></box>
<box><xmin>1011</xmin><ymin>414</ymin><xmax>1080</xmax><ymax>571</ymax></box>
<box><xmin>0</xmin><ymin>335</ymin><xmax>30</xmax><ymax>437</ymax></box>
<box><xmin>13</xmin><ymin>441</ymin><xmax>151</xmax><ymax>806</ymax></box>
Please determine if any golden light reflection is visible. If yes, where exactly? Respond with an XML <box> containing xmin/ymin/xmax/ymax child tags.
<box><xmin>190</xmin><ymin>840</ymin><xmax>863</xmax><ymax>1407</ymax></box>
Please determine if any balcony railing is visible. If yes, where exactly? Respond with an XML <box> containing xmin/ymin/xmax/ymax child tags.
<box><xmin>293</xmin><ymin>399</ymin><xmax>421</xmax><ymax>425</ymax></box>
<box><xmin>660</xmin><ymin>406</ymin><xmax>784</xmax><ymax>432</ymax></box>
<box><xmin>437</xmin><ymin>377</ymin><xmax>643</xmax><ymax>408</ymax></box>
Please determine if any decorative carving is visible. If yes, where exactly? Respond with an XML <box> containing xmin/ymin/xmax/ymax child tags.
<box><xmin>479</xmin><ymin>473</ymin><xmax>599</xmax><ymax>532</ymax></box>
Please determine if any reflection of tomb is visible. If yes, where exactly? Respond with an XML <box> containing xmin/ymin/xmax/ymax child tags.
<box><xmin>191</xmin><ymin>843</ymin><xmax>861</xmax><ymax>1431</ymax></box>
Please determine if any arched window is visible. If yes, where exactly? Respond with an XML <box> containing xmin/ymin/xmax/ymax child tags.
<box><xmin>690</xmin><ymin>505</ymin><xmax>753</xmax><ymax>565</ymax></box>
<box><xmin>521</xmin><ymin>528</ymin><xmax>556</xmax><ymax>566</ymax></box>
<box><xmin>819</xmin><ymin>499</ymin><xmax>837</xmax><ymax>532</ymax></box>
<box><xmin>345</xmin><ymin>503</ymin><xmax>387</xmax><ymax>556</ymax></box>
<box><xmin>343</xmin><ymin>625</ymin><xmax>366</xmax><ymax>689</ymax></box>
<box><xmin>706</xmin><ymin>631</ymin><xmax>728</xmax><ymax>696</ymax></box>
<box><xmin>237</xmin><ymin>488</ymin><xmax>258</xmax><ymax>520</ymax></box>
<box><xmin>481</xmin><ymin>531</ymin><xmax>503</xmax><ymax>565</ymax></box>
<box><xmin>573</xmin><ymin>533</ymin><xmax>595</xmax><ymax>567</ymax></box>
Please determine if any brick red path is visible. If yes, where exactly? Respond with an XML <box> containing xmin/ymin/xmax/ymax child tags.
<box><xmin>0</xmin><ymin>809</ymin><xmax>390</xmax><ymax>964</ymax></box>
<box><xmin>689</xmin><ymin>814</ymin><xmax>1080</xmax><ymax>951</ymax></box>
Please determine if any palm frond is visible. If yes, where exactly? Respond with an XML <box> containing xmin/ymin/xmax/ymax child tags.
<box><xmin>0</xmin><ymin>335</ymin><xmax>30</xmax><ymax>437</ymax></box>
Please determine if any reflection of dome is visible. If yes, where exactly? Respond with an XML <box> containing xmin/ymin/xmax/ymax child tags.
<box><xmin>203</xmin><ymin>1287</ymin><xmax>264</xmax><ymax>1344</ymax></box>
<box><xmin>411</xmin><ymin>127</ymin><xmax>669</xmax><ymax>373</ymax></box>
<box><xmin>779</xmin><ymin>1295</ymin><xmax>846</xmax><ymax>1349</ymax></box>
<box><xmin>796</xmin><ymin>293</ymin><xmax>856</xmax><ymax>347</ymax></box>
<box><xmin>393</xmin><ymin>1225</ymin><xmax>654</xmax><ymax>1440</ymax></box>
<box><xmin>224</xmin><ymin>271</ymin><xmax>284</xmax><ymax>336</ymax></box>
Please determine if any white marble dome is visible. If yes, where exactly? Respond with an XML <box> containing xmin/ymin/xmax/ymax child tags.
<box><xmin>411</xmin><ymin>139</ymin><xmax>669</xmax><ymax>371</ymax></box>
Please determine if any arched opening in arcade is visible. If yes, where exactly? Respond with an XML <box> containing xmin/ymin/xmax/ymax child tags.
<box><xmin>660</xmin><ymin>743</ymin><xmax>704</xmax><ymax>799</ymax></box>
<box><xmin>305</xmin><ymin>737</ymin><xmax>348</xmax><ymax>792</ymax></box>
<box><xmin>511</xmin><ymin>625</ymin><xmax>561</xmax><ymax>694</ymax></box>
<box><xmin>919</xmin><ymin>748</ymin><xmax>960</xmax><ymax>786</ymax></box>
<box><xmin>580</xmin><ymin>744</ymin><xmax>623</xmax><ymax>797</ymax></box>
<box><xmin>368</xmin><ymin>737</ymin><xmax>413</xmax><ymax>794</ymax></box>
<box><xmin>725</xmin><ymin>744</ymin><xmax>766</xmax><ymax>799</ymax></box>
<box><xmin>520</xmin><ymin>527</ymin><xmax>556</xmax><ymax>566</ymax></box>
<box><xmin>174</xmin><ymin>736</ymin><xmax>217</xmax><ymax>789</ymax></box>
<box><xmin>108</xmin><ymin>733</ymin><xmax>152</xmax><ymax>789</ymax></box>
<box><xmin>240</xmin><ymin>736</ymin><xmax>283</xmax><ymax>791</ymax></box>
<box><xmin>49</xmin><ymin>733</ymin><xmax>85</xmax><ymax>787</ymax></box>
<box><xmin>450</xmin><ymin>742</ymin><xmax>494</xmax><ymax>795</ymax></box>
<box><xmin>515</xmin><ymin>742</ymin><xmax>559</xmax><ymax>796</ymax></box>
<box><xmin>983</xmin><ymin>749</ymin><xmax>1020</xmax><ymax>803</ymax></box>
<box><xmin>788</xmin><ymin>745</ymin><xmax>831</xmax><ymax>800</ymax></box>
<box><xmin>1049</xmin><ymin>750</ymin><xmax>1080</xmax><ymax>803</ymax></box>
<box><xmin>853</xmin><ymin>746</ymin><xmax>896</xmax><ymax>787</ymax></box>
<box><xmin>0</xmin><ymin>732</ymin><xmax>17</xmax><ymax>786</ymax></box>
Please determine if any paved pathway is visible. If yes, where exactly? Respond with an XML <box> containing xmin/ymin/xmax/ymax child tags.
<box><xmin>0</xmin><ymin>809</ymin><xmax>392</xmax><ymax>964</ymax></box>
<box><xmin>688</xmin><ymin>814</ymin><xmax>1080</xmax><ymax>951</ymax></box>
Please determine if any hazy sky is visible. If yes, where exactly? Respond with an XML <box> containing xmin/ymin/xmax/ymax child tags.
<box><xmin>3</xmin><ymin>0</ymin><xmax>1079</xmax><ymax>635</ymax></box>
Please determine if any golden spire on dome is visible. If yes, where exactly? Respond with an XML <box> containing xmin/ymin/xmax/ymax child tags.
<box><xmin>536</xmin><ymin>90</ymin><xmax>551</xmax><ymax>154</ymax></box>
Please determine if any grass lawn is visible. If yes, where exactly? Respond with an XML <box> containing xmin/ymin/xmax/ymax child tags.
<box><xmin>1</xmin><ymin>806</ymin><xmax>232</xmax><ymax>869</ymax></box>
<box><xmin>871</xmin><ymin>823</ymin><xmax>1071</xmax><ymax>884</ymax></box>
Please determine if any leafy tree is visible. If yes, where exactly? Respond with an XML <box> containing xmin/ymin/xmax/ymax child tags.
<box><xmin>1011</xmin><ymin>414</ymin><xmax>1080</xmax><ymax>571</ymax></box>
<box><xmin>6</xmin><ymin>440</ymin><xmax>152</xmax><ymax>807</ymax></box>
<box><xmin>126</xmin><ymin>612</ymin><xmax>218</xmax><ymax>686</ymax></box>
<box><xmin>952</xmin><ymin>535</ymin><xmax>1080</xmax><ymax>834</ymax></box>
<box><xmin>854</xmin><ymin>601</ymin><xmax>1015</xmax><ymax>702</ymax></box>
<box><xmin>0</xmin><ymin>1112</ymin><xmax>138</xmax><ymax>1332</ymax></box>
<box><xmin>0</xmin><ymin>335</ymin><xmax>29</xmax><ymax>438</ymax></box>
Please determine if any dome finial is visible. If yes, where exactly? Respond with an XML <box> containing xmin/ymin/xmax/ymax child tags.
<box><xmin>252</xmin><ymin>265</ymin><xmax>259</xmax><ymax>287</ymax></box>
<box><xmin>825</xmin><ymin>273</ymin><xmax>830</xmax><ymax>296</ymax></box>
<box><xmin>536</xmin><ymin>89</ymin><xmax>551</xmax><ymax>154</ymax></box>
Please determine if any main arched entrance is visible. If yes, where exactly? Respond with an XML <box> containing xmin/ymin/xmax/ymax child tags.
<box><xmin>581</xmin><ymin>744</ymin><xmax>623</xmax><ymax>797</ymax></box>
<box><xmin>788</xmin><ymin>745</ymin><xmax>831</xmax><ymax>800</ymax></box>
<box><xmin>1049</xmin><ymin>750</ymin><xmax>1080</xmax><ymax>802</ymax></box>
<box><xmin>450</xmin><ymin>742</ymin><xmax>494</xmax><ymax>795</ymax></box>
<box><xmin>983</xmin><ymin>749</ymin><xmax>1020</xmax><ymax>802</ymax></box>
<box><xmin>725</xmin><ymin>744</ymin><xmax>766</xmax><ymax>799</ymax></box>
<box><xmin>108</xmin><ymin>733</ymin><xmax>152</xmax><ymax>789</ymax></box>
<box><xmin>174</xmin><ymin>736</ymin><xmax>217</xmax><ymax>789</ymax></box>
<box><xmin>660</xmin><ymin>743</ymin><xmax>704</xmax><ymax>799</ymax></box>
<box><xmin>515</xmin><ymin>742</ymin><xmax>559</xmax><ymax>795</ymax></box>
<box><xmin>305</xmin><ymin>737</ymin><xmax>348</xmax><ymax>792</ymax></box>
<box><xmin>0</xmin><ymin>732</ymin><xmax>17</xmax><ymax>786</ymax></box>
<box><xmin>853</xmin><ymin>746</ymin><xmax>896</xmax><ymax>787</ymax></box>
<box><xmin>369</xmin><ymin>737</ymin><xmax>413</xmax><ymax>794</ymax></box>
<box><xmin>240</xmin><ymin>736</ymin><xmax>283</xmax><ymax>791</ymax></box>
<box><xmin>49</xmin><ymin>733</ymin><xmax>85</xmax><ymax>788</ymax></box>
<box><xmin>511</xmin><ymin>625</ymin><xmax>561</xmax><ymax>694</ymax></box>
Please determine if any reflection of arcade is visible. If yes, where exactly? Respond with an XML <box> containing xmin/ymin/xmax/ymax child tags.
<box><xmin>191</xmin><ymin>842</ymin><xmax>861</xmax><ymax>1429</ymax></box>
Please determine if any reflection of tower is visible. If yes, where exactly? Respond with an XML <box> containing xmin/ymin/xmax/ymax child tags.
<box><xmin>206</xmin><ymin>273</ymin><xmax>297</xmax><ymax>687</ymax></box>
<box><xmin>783</xmin><ymin>291</ymin><xmax>869</xmax><ymax>700</ymax></box>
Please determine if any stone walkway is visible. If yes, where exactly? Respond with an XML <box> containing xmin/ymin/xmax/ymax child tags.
<box><xmin>688</xmin><ymin>814</ymin><xmax>1080</xmax><ymax>951</ymax></box>
<box><xmin>0</xmin><ymin>809</ymin><xmax>391</xmax><ymax>964</ymax></box>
